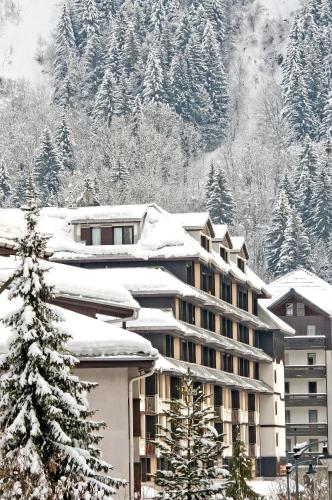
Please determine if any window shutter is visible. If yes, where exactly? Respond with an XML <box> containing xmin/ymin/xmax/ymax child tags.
<box><xmin>101</xmin><ymin>227</ymin><xmax>113</xmax><ymax>245</ymax></box>
<box><xmin>80</xmin><ymin>227</ymin><xmax>91</xmax><ymax>245</ymax></box>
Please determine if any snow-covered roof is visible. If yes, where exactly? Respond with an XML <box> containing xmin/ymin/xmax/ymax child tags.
<box><xmin>212</xmin><ymin>224</ymin><xmax>230</xmax><ymax>242</ymax></box>
<box><xmin>262</xmin><ymin>269</ymin><xmax>332</xmax><ymax>316</ymax></box>
<box><xmin>156</xmin><ymin>357</ymin><xmax>272</xmax><ymax>393</ymax></box>
<box><xmin>0</xmin><ymin>291</ymin><xmax>157</xmax><ymax>360</ymax></box>
<box><xmin>69</xmin><ymin>204</ymin><xmax>149</xmax><ymax>223</ymax></box>
<box><xmin>171</xmin><ymin>212</ymin><xmax>213</xmax><ymax>231</ymax></box>
<box><xmin>0</xmin><ymin>256</ymin><xmax>139</xmax><ymax>313</ymax></box>
<box><xmin>230</xmin><ymin>236</ymin><xmax>246</xmax><ymax>252</ymax></box>
<box><xmin>257</xmin><ymin>303</ymin><xmax>295</xmax><ymax>336</ymax></box>
<box><xmin>117</xmin><ymin>308</ymin><xmax>272</xmax><ymax>363</ymax></box>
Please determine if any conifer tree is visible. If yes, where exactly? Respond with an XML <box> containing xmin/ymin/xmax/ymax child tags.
<box><xmin>34</xmin><ymin>129</ymin><xmax>63</xmax><ymax>205</ymax></box>
<box><xmin>320</xmin><ymin>88</ymin><xmax>332</xmax><ymax>138</ymax></box>
<box><xmin>0</xmin><ymin>181</ymin><xmax>123</xmax><ymax>497</ymax></box>
<box><xmin>296</xmin><ymin>161</ymin><xmax>314</xmax><ymax>230</ymax></box>
<box><xmin>82</xmin><ymin>32</ymin><xmax>105</xmax><ymax>102</ymax></box>
<box><xmin>0</xmin><ymin>159</ymin><xmax>11</xmax><ymax>206</ymax></box>
<box><xmin>206</xmin><ymin>165</ymin><xmax>235</xmax><ymax>226</ymax></box>
<box><xmin>142</xmin><ymin>47</ymin><xmax>165</xmax><ymax>104</ymax></box>
<box><xmin>202</xmin><ymin>0</ymin><xmax>225</xmax><ymax>47</ymax></box>
<box><xmin>94</xmin><ymin>69</ymin><xmax>115</xmax><ymax>126</ymax></box>
<box><xmin>265</xmin><ymin>190</ymin><xmax>291</xmax><ymax>277</ymax></box>
<box><xmin>277</xmin><ymin>207</ymin><xmax>312</xmax><ymax>275</ymax></box>
<box><xmin>55</xmin><ymin>117</ymin><xmax>77</xmax><ymax>175</ymax></box>
<box><xmin>226</xmin><ymin>426</ymin><xmax>256</xmax><ymax>500</ymax></box>
<box><xmin>80</xmin><ymin>0</ymin><xmax>101</xmax><ymax>48</ymax></box>
<box><xmin>76</xmin><ymin>176</ymin><xmax>100</xmax><ymax>206</ymax></box>
<box><xmin>309</xmin><ymin>162</ymin><xmax>332</xmax><ymax>242</ymax></box>
<box><xmin>131</xmin><ymin>95</ymin><xmax>143</xmax><ymax>136</ymax></box>
<box><xmin>153</xmin><ymin>371</ymin><xmax>230</xmax><ymax>499</ymax></box>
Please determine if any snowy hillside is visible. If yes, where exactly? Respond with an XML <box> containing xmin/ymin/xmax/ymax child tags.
<box><xmin>0</xmin><ymin>0</ymin><xmax>59</xmax><ymax>84</ymax></box>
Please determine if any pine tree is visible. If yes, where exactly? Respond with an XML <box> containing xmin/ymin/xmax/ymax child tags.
<box><xmin>34</xmin><ymin>129</ymin><xmax>63</xmax><ymax>206</ymax></box>
<box><xmin>80</xmin><ymin>0</ymin><xmax>101</xmax><ymax>48</ymax></box>
<box><xmin>142</xmin><ymin>46</ymin><xmax>166</xmax><ymax>104</ymax></box>
<box><xmin>309</xmin><ymin>161</ymin><xmax>332</xmax><ymax>242</ymax></box>
<box><xmin>82</xmin><ymin>32</ymin><xmax>105</xmax><ymax>102</ymax></box>
<box><xmin>153</xmin><ymin>371</ymin><xmax>230</xmax><ymax>499</ymax></box>
<box><xmin>320</xmin><ymin>87</ymin><xmax>332</xmax><ymax>138</ymax></box>
<box><xmin>279</xmin><ymin>173</ymin><xmax>296</xmax><ymax>207</ymax></box>
<box><xmin>0</xmin><ymin>182</ymin><xmax>123</xmax><ymax>497</ymax></box>
<box><xmin>76</xmin><ymin>176</ymin><xmax>100</xmax><ymax>206</ymax></box>
<box><xmin>277</xmin><ymin>207</ymin><xmax>312</xmax><ymax>275</ymax></box>
<box><xmin>55</xmin><ymin>117</ymin><xmax>77</xmax><ymax>175</ymax></box>
<box><xmin>131</xmin><ymin>94</ymin><xmax>143</xmax><ymax>136</ymax></box>
<box><xmin>93</xmin><ymin>68</ymin><xmax>115</xmax><ymax>126</ymax></box>
<box><xmin>202</xmin><ymin>0</ymin><xmax>225</xmax><ymax>47</ymax></box>
<box><xmin>265</xmin><ymin>190</ymin><xmax>291</xmax><ymax>277</ymax></box>
<box><xmin>0</xmin><ymin>159</ymin><xmax>11</xmax><ymax>206</ymax></box>
<box><xmin>226</xmin><ymin>426</ymin><xmax>256</xmax><ymax>500</ymax></box>
<box><xmin>296</xmin><ymin>161</ymin><xmax>315</xmax><ymax>230</ymax></box>
<box><xmin>206</xmin><ymin>165</ymin><xmax>235</xmax><ymax>226</ymax></box>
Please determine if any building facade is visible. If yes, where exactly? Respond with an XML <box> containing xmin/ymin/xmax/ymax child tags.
<box><xmin>0</xmin><ymin>204</ymin><xmax>294</xmax><ymax>496</ymax></box>
<box><xmin>261</xmin><ymin>270</ymin><xmax>332</xmax><ymax>471</ymax></box>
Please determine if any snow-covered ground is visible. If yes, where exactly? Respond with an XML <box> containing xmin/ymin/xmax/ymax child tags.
<box><xmin>0</xmin><ymin>0</ymin><xmax>59</xmax><ymax>84</ymax></box>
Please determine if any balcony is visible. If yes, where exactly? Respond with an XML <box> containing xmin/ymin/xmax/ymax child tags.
<box><xmin>248</xmin><ymin>411</ymin><xmax>259</xmax><ymax>425</ymax></box>
<box><xmin>145</xmin><ymin>433</ymin><xmax>156</xmax><ymax>456</ymax></box>
<box><xmin>286</xmin><ymin>423</ymin><xmax>328</xmax><ymax>437</ymax></box>
<box><xmin>231</xmin><ymin>409</ymin><xmax>248</xmax><ymax>424</ymax></box>
<box><xmin>284</xmin><ymin>336</ymin><xmax>325</xmax><ymax>350</ymax></box>
<box><xmin>145</xmin><ymin>396</ymin><xmax>157</xmax><ymax>414</ymax></box>
<box><xmin>285</xmin><ymin>393</ymin><xmax>327</xmax><ymax>406</ymax></box>
<box><xmin>215</xmin><ymin>406</ymin><xmax>223</xmax><ymax>420</ymax></box>
<box><xmin>285</xmin><ymin>365</ymin><xmax>326</xmax><ymax>378</ymax></box>
<box><xmin>248</xmin><ymin>444</ymin><xmax>256</xmax><ymax>457</ymax></box>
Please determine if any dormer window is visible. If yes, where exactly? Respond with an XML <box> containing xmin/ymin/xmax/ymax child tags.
<box><xmin>237</xmin><ymin>258</ymin><xmax>245</xmax><ymax>272</ymax></box>
<box><xmin>201</xmin><ymin>235</ymin><xmax>210</xmax><ymax>252</ymax></box>
<box><xmin>220</xmin><ymin>246</ymin><xmax>229</xmax><ymax>263</ymax></box>
<box><xmin>80</xmin><ymin>225</ymin><xmax>134</xmax><ymax>246</ymax></box>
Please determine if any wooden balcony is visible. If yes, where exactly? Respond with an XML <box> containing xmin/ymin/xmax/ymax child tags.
<box><xmin>285</xmin><ymin>393</ymin><xmax>327</xmax><ymax>406</ymax></box>
<box><xmin>285</xmin><ymin>365</ymin><xmax>326</xmax><ymax>378</ymax></box>
<box><xmin>286</xmin><ymin>423</ymin><xmax>328</xmax><ymax>437</ymax></box>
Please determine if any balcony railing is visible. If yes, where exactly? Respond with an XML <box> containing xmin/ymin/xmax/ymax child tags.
<box><xmin>248</xmin><ymin>411</ymin><xmax>258</xmax><ymax>425</ymax></box>
<box><xmin>145</xmin><ymin>396</ymin><xmax>157</xmax><ymax>414</ymax></box>
<box><xmin>285</xmin><ymin>393</ymin><xmax>327</xmax><ymax>406</ymax></box>
<box><xmin>215</xmin><ymin>406</ymin><xmax>223</xmax><ymax>420</ymax></box>
<box><xmin>285</xmin><ymin>365</ymin><xmax>326</xmax><ymax>378</ymax></box>
<box><xmin>232</xmin><ymin>409</ymin><xmax>240</xmax><ymax>423</ymax></box>
<box><xmin>286</xmin><ymin>423</ymin><xmax>328</xmax><ymax>437</ymax></box>
<box><xmin>145</xmin><ymin>433</ymin><xmax>156</xmax><ymax>456</ymax></box>
<box><xmin>248</xmin><ymin>444</ymin><xmax>256</xmax><ymax>457</ymax></box>
<box><xmin>284</xmin><ymin>336</ymin><xmax>325</xmax><ymax>350</ymax></box>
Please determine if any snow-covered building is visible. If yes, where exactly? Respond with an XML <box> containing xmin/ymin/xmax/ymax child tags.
<box><xmin>261</xmin><ymin>269</ymin><xmax>332</xmax><ymax>481</ymax></box>
<box><xmin>0</xmin><ymin>204</ymin><xmax>294</xmax><ymax>493</ymax></box>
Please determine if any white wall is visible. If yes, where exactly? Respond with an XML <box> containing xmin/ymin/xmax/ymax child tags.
<box><xmin>288</xmin><ymin>406</ymin><xmax>327</xmax><ymax>423</ymax></box>
<box><xmin>285</xmin><ymin>349</ymin><xmax>326</xmax><ymax>365</ymax></box>
<box><xmin>287</xmin><ymin>378</ymin><xmax>326</xmax><ymax>393</ymax></box>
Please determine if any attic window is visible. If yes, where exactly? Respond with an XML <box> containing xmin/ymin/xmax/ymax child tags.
<box><xmin>201</xmin><ymin>235</ymin><xmax>210</xmax><ymax>252</ymax></box>
<box><xmin>113</xmin><ymin>226</ymin><xmax>134</xmax><ymax>245</ymax></box>
<box><xmin>80</xmin><ymin>226</ymin><xmax>134</xmax><ymax>246</ymax></box>
<box><xmin>237</xmin><ymin>258</ymin><xmax>245</xmax><ymax>272</ymax></box>
<box><xmin>220</xmin><ymin>246</ymin><xmax>228</xmax><ymax>262</ymax></box>
<box><xmin>286</xmin><ymin>303</ymin><xmax>294</xmax><ymax>316</ymax></box>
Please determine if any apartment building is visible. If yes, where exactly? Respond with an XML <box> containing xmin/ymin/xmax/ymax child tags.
<box><xmin>261</xmin><ymin>270</ymin><xmax>332</xmax><ymax>465</ymax></box>
<box><xmin>0</xmin><ymin>204</ymin><xmax>294</xmax><ymax>496</ymax></box>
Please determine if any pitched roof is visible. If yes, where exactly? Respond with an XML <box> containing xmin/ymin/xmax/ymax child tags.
<box><xmin>0</xmin><ymin>291</ymin><xmax>157</xmax><ymax>360</ymax></box>
<box><xmin>262</xmin><ymin>269</ymin><xmax>332</xmax><ymax>316</ymax></box>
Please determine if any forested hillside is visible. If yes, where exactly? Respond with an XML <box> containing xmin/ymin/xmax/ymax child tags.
<box><xmin>0</xmin><ymin>0</ymin><xmax>331</xmax><ymax>282</ymax></box>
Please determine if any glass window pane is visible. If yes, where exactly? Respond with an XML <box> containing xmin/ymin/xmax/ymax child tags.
<box><xmin>286</xmin><ymin>303</ymin><xmax>294</xmax><ymax>316</ymax></box>
<box><xmin>123</xmin><ymin>226</ymin><xmax>133</xmax><ymax>244</ymax></box>
<box><xmin>113</xmin><ymin>227</ymin><xmax>123</xmax><ymax>245</ymax></box>
<box><xmin>91</xmin><ymin>227</ymin><xmax>101</xmax><ymax>245</ymax></box>
<box><xmin>297</xmin><ymin>303</ymin><xmax>305</xmax><ymax>316</ymax></box>
<box><xmin>307</xmin><ymin>325</ymin><xmax>316</xmax><ymax>336</ymax></box>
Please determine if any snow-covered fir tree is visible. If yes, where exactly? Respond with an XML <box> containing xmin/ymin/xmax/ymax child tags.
<box><xmin>0</xmin><ymin>159</ymin><xmax>11</xmax><ymax>207</ymax></box>
<box><xmin>277</xmin><ymin>207</ymin><xmax>312</xmax><ymax>275</ymax></box>
<box><xmin>153</xmin><ymin>371</ymin><xmax>230</xmax><ymax>499</ymax></box>
<box><xmin>0</xmin><ymin>181</ymin><xmax>124</xmax><ymax>498</ymax></box>
<box><xmin>265</xmin><ymin>189</ymin><xmax>291</xmax><ymax>277</ymax></box>
<box><xmin>55</xmin><ymin>117</ymin><xmax>77</xmax><ymax>175</ymax></box>
<box><xmin>76</xmin><ymin>176</ymin><xmax>100</xmax><ymax>207</ymax></box>
<box><xmin>309</xmin><ymin>159</ymin><xmax>332</xmax><ymax>242</ymax></box>
<box><xmin>206</xmin><ymin>164</ymin><xmax>235</xmax><ymax>226</ymax></box>
<box><xmin>225</xmin><ymin>426</ymin><xmax>256</xmax><ymax>500</ymax></box>
<box><xmin>142</xmin><ymin>47</ymin><xmax>165</xmax><ymax>104</ymax></box>
<box><xmin>94</xmin><ymin>69</ymin><xmax>115</xmax><ymax>126</ymax></box>
<box><xmin>34</xmin><ymin>129</ymin><xmax>62</xmax><ymax>206</ymax></box>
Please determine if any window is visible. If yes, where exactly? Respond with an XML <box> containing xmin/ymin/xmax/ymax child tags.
<box><xmin>237</xmin><ymin>258</ymin><xmax>245</xmax><ymax>272</ymax></box>
<box><xmin>254</xmin><ymin>362</ymin><xmax>259</xmax><ymax>380</ymax></box>
<box><xmin>297</xmin><ymin>302</ymin><xmax>305</xmax><ymax>316</ymax></box>
<box><xmin>307</xmin><ymin>325</ymin><xmax>316</xmax><ymax>336</ymax></box>
<box><xmin>170</xmin><ymin>377</ymin><xmax>181</xmax><ymax>399</ymax></box>
<box><xmin>220</xmin><ymin>247</ymin><xmax>228</xmax><ymax>263</ymax></box>
<box><xmin>309</xmin><ymin>439</ymin><xmax>319</xmax><ymax>452</ymax></box>
<box><xmin>285</xmin><ymin>382</ymin><xmax>290</xmax><ymax>393</ymax></box>
<box><xmin>200</xmin><ymin>266</ymin><xmax>215</xmax><ymax>294</ymax></box>
<box><xmin>214</xmin><ymin>386</ymin><xmax>223</xmax><ymax>407</ymax></box>
<box><xmin>238</xmin><ymin>324</ymin><xmax>249</xmax><ymax>344</ymax></box>
<box><xmin>181</xmin><ymin>341</ymin><xmax>196</xmax><ymax>363</ymax></box>
<box><xmin>237</xmin><ymin>287</ymin><xmax>248</xmax><ymax>311</ymax></box>
<box><xmin>274</xmin><ymin>369</ymin><xmax>277</xmax><ymax>384</ymax></box>
<box><xmin>145</xmin><ymin>415</ymin><xmax>156</xmax><ymax>439</ymax></box>
<box><xmin>165</xmin><ymin>335</ymin><xmax>174</xmax><ymax>358</ymax></box>
<box><xmin>232</xmin><ymin>424</ymin><xmax>238</xmax><ymax>442</ymax></box>
<box><xmin>285</xmin><ymin>352</ymin><xmax>290</xmax><ymax>365</ymax></box>
<box><xmin>308</xmin><ymin>382</ymin><xmax>317</xmax><ymax>394</ymax></box>
<box><xmin>239</xmin><ymin>358</ymin><xmax>249</xmax><ymax>377</ymax></box>
<box><xmin>201</xmin><ymin>347</ymin><xmax>216</xmax><ymax>368</ymax></box>
<box><xmin>221</xmin><ymin>279</ymin><xmax>232</xmax><ymax>304</ymax></box>
<box><xmin>248</xmin><ymin>393</ymin><xmax>255</xmax><ymax>411</ymax></box>
<box><xmin>286</xmin><ymin>303</ymin><xmax>294</xmax><ymax>316</ymax></box>
<box><xmin>141</xmin><ymin>458</ymin><xmax>151</xmax><ymax>483</ymax></box>
<box><xmin>307</xmin><ymin>353</ymin><xmax>316</xmax><ymax>366</ymax></box>
<box><xmin>275</xmin><ymin>401</ymin><xmax>278</xmax><ymax>415</ymax></box>
<box><xmin>201</xmin><ymin>309</ymin><xmax>215</xmax><ymax>332</ymax></box>
<box><xmin>276</xmin><ymin>432</ymin><xmax>279</xmax><ymax>447</ymax></box>
<box><xmin>215</xmin><ymin>422</ymin><xmax>223</xmax><ymax>436</ymax></box>
<box><xmin>145</xmin><ymin>375</ymin><xmax>157</xmax><ymax>396</ymax></box>
<box><xmin>179</xmin><ymin>301</ymin><xmax>195</xmax><ymax>325</ymax></box>
<box><xmin>285</xmin><ymin>410</ymin><xmax>291</xmax><ymax>423</ymax></box>
<box><xmin>248</xmin><ymin>426</ymin><xmax>256</xmax><ymax>445</ymax></box>
<box><xmin>113</xmin><ymin>226</ymin><xmax>134</xmax><ymax>245</ymax></box>
<box><xmin>186</xmin><ymin>262</ymin><xmax>195</xmax><ymax>286</ymax></box>
<box><xmin>222</xmin><ymin>354</ymin><xmax>233</xmax><ymax>373</ymax></box>
<box><xmin>92</xmin><ymin>227</ymin><xmax>101</xmax><ymax>245</ymax></box>
<box><xmin>286</xmin><ymin>439</ymin><xmax>292</xmax><ymax>452</ymax></box>
<box><xmin>201</xmin><ymin>235</ymin><xmax>210</xmax><ymax>251</ymax></box>
<box><xmin>231</xmin><ymin>390</ymin><xmax>240</xmax><ymax>409</ymax></box>
<box><xmin>222</xmin><ymin>317</ymin><xmax>233</xmax><ymax>338</ymax></box>
<box><xmin>253</xmin><ymin>293</ymin><xmax>258</xmax><ymax>316</ymax></box>
<box><xmin>308</xmin><ymin>409</ymin><xmax>317</xmax><ymax>423</ymax></box>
